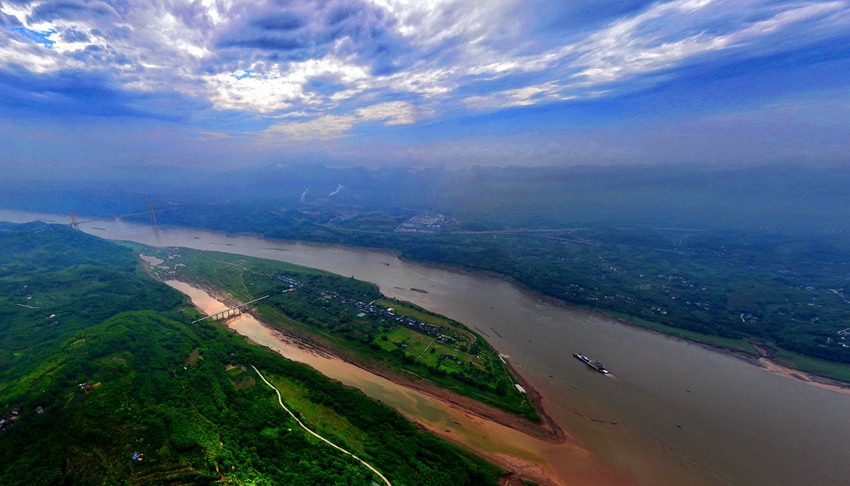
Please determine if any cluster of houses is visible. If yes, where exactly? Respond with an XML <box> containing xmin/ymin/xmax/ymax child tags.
<box><xmin>274</xmin><ymin>275</ymin><xmax>443</xmax><ymax>337</ymax></box>
<box><xmin>0</xmin><ymin>409</ymin><xmax>20</xmax><ymax>430</ymax></box>
<box><xmin>378</xmin><ymin>307</ymin><xmax>443</xmax><ymax>338</ymax></box>
<box><xmin>0</xmin><ymin>406</ymin><xmax>42</xmax><ymax>431</ymax></box>
<box><xmin>395</xmin><ymin>212</ymin><xmax>454</xmax><ymax>234</ymax></box>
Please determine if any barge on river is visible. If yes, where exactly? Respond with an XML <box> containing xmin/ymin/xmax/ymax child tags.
<box><xmin>574</xmin><ymin>353</ymin><xmax>609</xmax><ymax>374</ymax></box>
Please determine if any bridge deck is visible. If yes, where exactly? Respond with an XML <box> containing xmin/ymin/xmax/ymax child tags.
<box><xmin>191</xmin><ymin>295</ymin><xmax>269</xmax><ymax>323</ymax></box>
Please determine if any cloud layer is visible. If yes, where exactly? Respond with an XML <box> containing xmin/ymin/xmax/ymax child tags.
<box><xmin>0</xmin><ymin>0</ymin><xmax>848</xmax><ymax>160</ymax></box>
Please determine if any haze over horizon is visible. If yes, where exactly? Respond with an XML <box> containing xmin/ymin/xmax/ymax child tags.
<box><xmin>1</xmin><ymin>0</ymin><xmax>849</xmax><ymax>171</ymax></box>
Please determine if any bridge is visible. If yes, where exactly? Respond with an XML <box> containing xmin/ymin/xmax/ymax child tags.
<box><xmin>69</xmin><ymin>203</ymin><xmax>179</xmax><ymax>230</ymax></box>
<box><xmin>192</xmin><ymin>295</ymin><xmax>270</xmax><ymax>323</ymax></box>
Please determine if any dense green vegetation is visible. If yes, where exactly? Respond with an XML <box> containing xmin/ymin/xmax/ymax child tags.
<box><xmin>145</xmin><ymin>248</ymin><xmax>538</xmax><ymax>420</ymax></box>
<box><xmin>402</xmin><ymin>228</ymin><xmax>850</xmax><ymax>363</ymax></box>
<box><xmin>106</xmin><ymin>166</ymin><xmax>847</xmax><ymax>374</ymax></box>
<box><xmin>3</xmin><ymin>163</ymin><xmax>850</xmax><ymax>378</ymax></box>
<box><xmin>136</xmin><ymin>209</ymin><xmax>850</xmax><ymax>379</ymax></box>
<box><xmin>0</xmin><ymin>223</ymin><xmax>503</xmax><ymax>485</ymax></box>
<box><xmin>0</xmin><ymin>222</ymin><xmax>183</xmax><ymax>379</ymax></box>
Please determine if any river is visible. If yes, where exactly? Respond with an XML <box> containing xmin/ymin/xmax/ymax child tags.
<box><xmin>3</xmin><ymin>209</ymin><xmax>848</xmax><ymax>486</ymax></box>
<box><xmin>164</xmin><ymin>280</ymin><xmax>618</xmax><ymax>486</ymax></box>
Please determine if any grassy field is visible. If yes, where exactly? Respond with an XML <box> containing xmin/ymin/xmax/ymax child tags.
<box><xmin>254</xmin><ymin>298</ymin><xmax>537</xmax><ymax>419</ymax></box>
<box><xmin>267</xmin><ymin>373</ymin><xmax>369</xmax><ymax>454</ymax></box>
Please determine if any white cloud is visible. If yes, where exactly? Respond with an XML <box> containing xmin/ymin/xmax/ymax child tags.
<box><xmin>263</xmin><ymin>101</ymin><xmax>416</xmax><ymax>140</ymax></box>
<box><xmin>364</xmin><ymin>0</ymin><xmax>506</xmax><ymax>42</ymax></box>
<box><xmin>565</xmin><ymin>0</ymin><xmax>847</xmax><ymax>85</ymax></box>
<box><xmin>1</xmin><ymin>0</ymin><xmax>847</xmax><ymax>127</ymax></box>
<box><xmin>356</xmin><ymin>100</ymin><xmax>416</xmax><ymax>125</ymax></box>
<box><xmin>463</xmin><ymin>83</ymin><xmax>574</xmax><ymax>110</ymax></box>
<box><xmin>204</xmin><ymin>57</ymin><xmax>371</xmax><ymax>113</ymax></box>
<box><xmin>451</xmin><ymin>0</ymin><xmax>849</xmax><ymax>109</ymax></box>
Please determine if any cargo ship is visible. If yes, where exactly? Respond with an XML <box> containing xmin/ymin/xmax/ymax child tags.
<box><xmin>574</xmin><ymin>353</ymin><xmax>609</xmax><ymax>374</ymax></box>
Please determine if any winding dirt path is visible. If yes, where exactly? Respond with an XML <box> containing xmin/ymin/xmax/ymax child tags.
<box><xmin>251</xmin><ymin>365</ymin><xmax>393</xmax><ymax>486</ymax></box>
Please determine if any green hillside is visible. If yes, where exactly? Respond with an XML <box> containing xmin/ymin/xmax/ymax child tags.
<box><xmin>0</xmin><ymin>223</ymin><xmax>502</xmax><ymax>485</ymax></box>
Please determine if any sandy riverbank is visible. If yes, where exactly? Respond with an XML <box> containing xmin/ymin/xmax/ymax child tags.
<box><xmin>757</xmin><ymin>358</ymin><xmax>850</xmax><ymax>396</ymax></box>
<box><xmin>253</xmin><ymin>309</ymin><xmax>567</xmax><ymax>444</ymax></box>
<box><xmin>164</xmin><ymin>274</ymin><xmax>565</xmax><ymax>443</ymax></box>
<box><xmin>161</xmin><ymin>276</ymin><xmax>638</xmax><ymax>485</ymax></box>
<box><xmin>159</xmin><ymin>268</ymin><xmax>737</xmax><ymax>486</ymax></box>
<box><xmin>227</xmin><ymin>312</ymin><xmax>638</xmax><ymax>486</ymax></box>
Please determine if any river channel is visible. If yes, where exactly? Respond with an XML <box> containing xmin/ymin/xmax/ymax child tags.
<box><xmin>163</xmin><ymin>280</ymin><xmax>610</xmax><ymax>486</ymax></box>
<box><xmin>3</xmin><ymin>209</ymin><xmax>848</xmax><ymax>486</ymax></box>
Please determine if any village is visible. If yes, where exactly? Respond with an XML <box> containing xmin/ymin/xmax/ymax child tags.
<box><xmin>0</xmin><ymin>406</ymin><xmax>43</xmax><ymax>431</ymax></box>
<box><xmin>273</xmin><ymin>274</ymin><xmax>444</xmax><ymax>338</ymax></box>
<box><xmin>266</xmin><ymin>273</ymin><xmax>524</xmax><ymax>403</ymax></box>
<box><xmin>395</xmin><ymin>212</ymin><xmax>455</xmax><ymax>233</ymax></box>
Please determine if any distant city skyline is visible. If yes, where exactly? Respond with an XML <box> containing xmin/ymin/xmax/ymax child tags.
<box><xmin>1</xmin><ymin>0</ymin><xmax>848</xmax><ymax>170</ymax></box>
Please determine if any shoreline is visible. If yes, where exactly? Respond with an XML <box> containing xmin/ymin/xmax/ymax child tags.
<box><xmin>146</xmin><ymin>254</ymin><xmax>566</xmax><ymax>444</ymax></box>
<box><xmin>231</xmin><ymin>318</ymin><xmax>564</xmax><ymax>486</ymax></box>
<box><xmin>135</xmin><ymin>219</ymin><xmax>850</xmax><ymax>398</ymax></box>
<box><xmin>413</xmin><ymin>258</ymin><xmax>850</xmax><ymax>395</ymax></box>
<box><xmin>157</xmin><ymin>273</ymin><xmax>567</xmax><ymax>443</ymax></box>
<box><xmin>139</xmin><ymin>225</ymin><xmax>850</xmax><ymax>395</ymax></box>
<box><xmin>757</xmin><ymin>358</ymin><xmax>850</xmax><ymax>396</ymax></box>
<box><xmin>5</xmin><ymin>209</ymin><xmax>850</xmax><ymax>392</ymax></box>
<box><xmin>148</xmin><ymin>251</ymin><xmax>843</xmax><ymax>486</ymax></box>
<box><xmin>83</xmin><ymin>212</ymin><xmax>850</xmax><ymax>394</ymax></box>
<box><xmin>246</xmin><ymin>302</ymin><xmax>568</xmax><ymax>445</ymax></box>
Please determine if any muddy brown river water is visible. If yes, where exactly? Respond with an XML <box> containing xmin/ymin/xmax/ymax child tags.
<box><xmin>164</xmin><ymin>281</ymin><xmax>601</xmax><ymax>486</ymax></box>
<box><xmin>3</xmin><ymin>209</ymin><xmax>849</xmax><ymax>486</ymax></box>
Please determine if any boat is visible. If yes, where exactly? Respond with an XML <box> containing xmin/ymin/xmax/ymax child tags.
<box><xmin>574</xmin><ymin>352</ymin><xmax>609</xmax><ymax>374</ymax></box>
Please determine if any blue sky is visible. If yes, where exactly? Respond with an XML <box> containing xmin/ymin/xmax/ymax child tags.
<box><xmin>0</xmin><ymin>0</ymin><xmax>848</xmax><ymax>170</ymax></box>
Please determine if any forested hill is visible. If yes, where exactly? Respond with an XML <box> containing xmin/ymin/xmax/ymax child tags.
<box><xmin>0</xmin><ymin>223</ymin><xmax>502</xmax><ymax>486</ymax></box>
<box><xmin>0</xmin><ymin>222</ymin><xmax>184</xmax><ymax>376</ymax></box>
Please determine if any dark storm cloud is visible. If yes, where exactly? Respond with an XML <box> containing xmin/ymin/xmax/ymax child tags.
<box><xmin>255</xmin><ymin>12</ymin><xmax>307</xmax><ymax>31</ymax></box>
<box><xmin>27</xmin><ymin>0</ymin><xmax>119</xmax><ymax>23</ymax></box>
<box><xmin>214</xmin><ymin>0</ymin><xmax>410</xmax><ymax>73</ymax></box>
<box><xmin>0</xmin><ymin>66</ymin><xmax>149</xmax><ymax>117</ymax></box>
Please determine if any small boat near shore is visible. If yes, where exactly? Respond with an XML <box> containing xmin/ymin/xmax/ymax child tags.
<box><xmin>574</xmin><ymin>353</ymin><xmax>609</xmax><ymax>374</ymax></box>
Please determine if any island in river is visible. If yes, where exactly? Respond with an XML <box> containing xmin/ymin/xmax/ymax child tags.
<box><xmin>141</xmin><ymin>248</ymin><xmax>564</xmax><ymax>439</ymax></box>
<box><xmin>162</xmin><ymin>277</ymin><xmax>640</xmax><ymax>486</ymax></box>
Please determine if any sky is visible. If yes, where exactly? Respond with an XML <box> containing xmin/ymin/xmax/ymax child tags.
<box><xmin>1</xmin><ymin>0</ymin><xmax>849</xmax><ymax>170</ymax></box>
